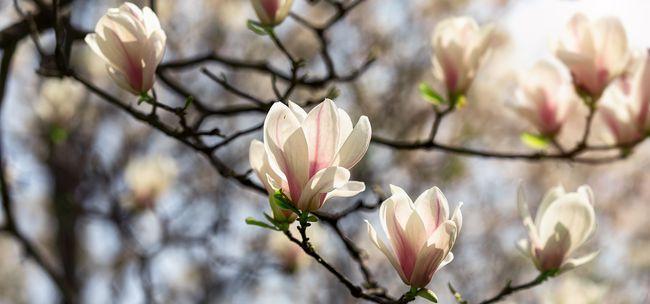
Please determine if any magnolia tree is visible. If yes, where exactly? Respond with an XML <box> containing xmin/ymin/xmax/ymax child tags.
<box><xmin>0</xmin><ymin>0</ymin><xmax>647</xmax><ymax>303</ymax></box>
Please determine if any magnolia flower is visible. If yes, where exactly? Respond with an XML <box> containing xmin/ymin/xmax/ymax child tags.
<box><xmin>251</xmin><ymin>0</ymin><xmax>293</xmax><ymax>26</ymax></box>
<box><xmin>249</xmin><ymin>99</ymin><xmax>371</xmax><ymax>213</ymax></box>
<box><xmin>431</xmin><ymin>16</ymin><xmax>493</xmax><ymax>98</ymax></box>
<box><xmin>514</xmin><ymin>61</ymin><xmax>579</xmax><ymax>136</ymax></box>
<box><xmin>124</xmin><ymin>155</ymin><xmax>178</xmax><ymax>209</ymax></box>
<box><xmin>517</xmin><ymin>185</ymin><xmax>598</xmax><ymax>273</ymax></box>
<box><xmin>598</xmin><ymin>53</ymin><xmax>650</xmax><ymax>144</ymax></box>
<box><xmin>35</xmin><ymin>78</ymin><xmax>85</xmax><ymax>125</ymax></box>
<box><xmin>555</xmin><ymin>13</ymin><xmax>629</xmax><ymax>97</ymax></box>
<box><xmin>85</xmin><ymin>2</ymin><xmax>166</xmax><ymax>95</ymax></box>
<box><xmin>366</xmin><ymin>185</ymin><xmax>462</xmax><ymax>287</ymax></box>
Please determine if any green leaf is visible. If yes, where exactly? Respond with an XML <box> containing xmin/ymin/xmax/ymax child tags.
<box><xmin>520</xmin><ymin>132</ymin><xmax>550</xmax><ymax>149</ymax></box>
<box><xmin>245</xmin><ymin>217</ymin><xmax>278</xmax><ymax>230</ymax></box>
<box><xmin>306</xmin><ymin>215</ymin><xmax>318</xmax><ymax>222</ymax></box>
<box><xmin>247</xmin><ymin>20</ymin><xmax>269</xmax><ymax>36</ymax></box>
<box><xmin>417</xmin><ymin>289</ymin><xmax>438</xmax><ymax>303</ymax></box>
<box><xmin>272</xmin><ymin>190</ymin><xmax>301</xmax><ymax>215</ymax></box>
<box><xmin>419</xmin><ymin>83</ymin><xmax>446</xmax><ymax>105</ymax></box>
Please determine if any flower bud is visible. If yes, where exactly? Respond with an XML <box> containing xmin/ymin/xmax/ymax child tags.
<box><xmin>366</xmin><ymin>185</ymin><xmax>462</xmax><ymax>287</ymax></box>
<box><xmin>431</xmin><ymin>16</ymin><xmax>493</xmax><ymax>98</ymax></box>
<box><xmin>251</xmin><ymin>0</ymin><xmax>294</xmax><ymax>26</ymax></box>
<box><xmin>517</xmin><ymin>184</ymin><xmax>598</xmax><ymax>273</ymax></box>
<box><xmin>85</xmin><ymin>2</ymin><xmax>166</xmax><ymax>95</ymax></box>
<box><xmin>598</xmin><ymin>52</ymin><xmax>650</xmax><ymax>144</ymax></box>
<box><xmin>514</xmin><ymin>61</ymin><xmax>579</xmax><ymax>137</ymax></box>
<box><xmin>555</xmin><ymin>14</ymin><xmax>629</xmax><ymax>97</ymax></box>
<box><xmin>124</xmin><ymin>155</ymin><xmax>178</xmax><ymax>209</ymax></box>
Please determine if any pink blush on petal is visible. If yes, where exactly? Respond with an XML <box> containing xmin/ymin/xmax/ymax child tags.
<box><xmin>261</xmin><ymin>0</ymin><xmax>280</xmax><ymax>20</ymax></box>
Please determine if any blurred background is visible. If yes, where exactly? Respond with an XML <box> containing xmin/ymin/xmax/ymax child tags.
<box><xmin>0</xmin><ymin>0</ymin><xmax>649</xmax><ymax>303</ymax></box>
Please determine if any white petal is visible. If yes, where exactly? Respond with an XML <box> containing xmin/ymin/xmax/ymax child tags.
<box><xmin>366</xmin><ymin>220</ymin><xmax>408</xmax><ymax>283</ymax></box>
<box><xmin>516</xmin><ymin>239</ymin><xmax>530</xmax><ymax>257</ymax></box>
<box><xmin>263</xmin><ymin>102</ymin><xmax>301</xmax><ymax>175</ymax></box>
<box><xmin>537</xmin><ymin>192</ymin><xmax>596</xmax><ymax>256</ymax></box>
<box><xmin>337</xmin><ymin>108</ymin><xmax>354</xmax><ymax>146</ymax></box>
<box><xmin>518</xmin><ymin>184</ymin><xmax>542</xmax><ymax>248</ymax></box>
<box><xmin>297</xmin><ymin>166</ymin><xmax>350</xmax><ymax>211</ymax></box>
<box><xmin>142</xmin><ymin>7</ymin><xmax>162</xmax><ymax>35</ymax></box>
<box><xmin>249</xmin><ymin>140</ymin><xmax>281</xmax><ymax>194</ymax></box>
<box><xmin>281</xmin><ymin>128</ymin><xmax>310</xmax><ymax>203</ymax></box>
<box><xmin>334</xmin><ymin>116</ymin><xmax>371</xmax><ymax>169</ymax></box>
<box><xmin>107</xmin><ymin>65</ymin><xmax>138</xmax><ymax>94</ymax></box>
<box><xmin>451</xmin><ymin>202</ymin><xmax>463</xmax><ymax>234</ymax></box>
<box><xmin>388</xmin><ymin>184</ymin><xmax>414</xmax><ymax>228</ymax></box>
<box><xmin>414</xmin><ymin>187</ymin><xmax>450</xmax><ymax>235</ymax></box>
<box><xmin>534</xmin><ymin>185</ymin><xmax>566</xmax><ymax>228</ymax></box>
<box><xmin>288</xmin><ymin>101</ymin><xmax>307</xmax><ymax>122</ymax></box>
<box><xmin>303</xmin><ymin>99</ymin><xmax>339</xmax><ymax>176</ymax></box>
<box><xmin>593</xmin><ymin>17</ymin><xmax>629</xmax><ymax>77</ymax></box>
<box><xmin>381</xmin><ymin>197</ymin><xmax>419</xmax><ymax>281</ymax></box>
<box><xmin>409</xmin><ymin>221</ymin><xmax>457</xmax><ymax>287</ymax></box>
<box><xmin>436</xmin><ymin>252</ymin><xmax>454</xmax><ymax>271</ymax></box>
<box><xmin>560</xmin><ymin>251</ymin><xmax>599</xmax><ymax>273</ymax></box>
<box><xmin>577</xmin><ymin>185</ymin><xmax>595</xmax><ymax>206</ymax></box>
<box><xmin>324</xmin><ymin>181</ymin><xmax>365</xmax><ymax>202</ymax></box>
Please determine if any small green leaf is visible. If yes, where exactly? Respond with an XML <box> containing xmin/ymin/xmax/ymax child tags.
<box><xmin>419</xmin><ymin>83</ymin><xmax>446</xmax><ymax>105</ymax></box>
<box><xmin>247</xmin><ymin>20</ymin><xmax>269</xmax><ymax>35</ymax></box>
<box><xmin>417</xmin><ymin>289</ymin><xmax>438</xmax><ymax>303</ymax></box>
<box><xmin>245</xmin><ymin>217</ymin><xmax>279</xmax><ymax>230</ymax></box>
<box><xmin>272</xmin><ymin>190</ymin><xmax>301</xmax><ymax>215</ymax></box>
<box><xmin>306</xmin><ymin>215</ymin><xmax>318</xmax><ymax>222</ymax></box>
<box><xmin>521</xmin><ymin>132</ymin><xmax>550</xmax><ymax>149</ymax></box>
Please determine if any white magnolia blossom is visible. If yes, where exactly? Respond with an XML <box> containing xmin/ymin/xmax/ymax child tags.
<box><xmin>251</xmin><ymin>0</ymin><xmax>294</xmax><ymax>26</ymax></box>
<box><xmin>124</xmin><ymin>155</ymin><xmax>178</xmax><ymax>208</ymax></box>
<box><xmin>555</xmin><ymin>13</ymin><xmax>629</xmax><ymax>96</ymax></box>
<box><xmin>366</xmin><ymin>185</ymin><xmax>462</xmax><ymax>287</ymax></box>
<box><xmin>514</xmin><ymin>61</ymin><xmax>579</xmax><ymax>136</ymax></box>
<box><xmin>249</xmin><ymin>99</ymin><xmax>371</xmax><ymax>213</ymax></box>
<box><xmin>35</xmin><ymin>78</ymin><xmax>85</xmax><ymax>124</ymax></box>
<box><xmin>431</xmin><ymin>16</ymin><xmax>493</xmax><ymax>98</ymax></box>
<box><xmin>517</xmin><ymin>185</ymin><xmax>598</xmax><ymax>273</ymax></box>
<box><xmin>85</xmin><ymin>2</ymin><xmax>166</xmax><ymax>95</ymax></box>
<box><xmin>598</xmin><ymin>53</ymin><xmax>650</xmax><ymax>144</ymax></box>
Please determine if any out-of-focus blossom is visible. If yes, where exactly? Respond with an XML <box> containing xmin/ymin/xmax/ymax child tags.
<box><xmin>517</xmin><ymin>185</ymin><xmax>598</xmax><ymax>273</ymax></box>
<box><xmin>366</xmin><ymin>185</ymin><xmax>462</xmax><ymax>287</ymax></box>
<box><xmin>124</xmin><ymin>155</ymin><xmax>178</xmax><ymax>209</ymax></box>
<box><xmin>85</xmin><ymin>2</ymin><xmax>166</xmax><ymax>95</ymax></box>
<box><xmin>598</xmin><ymin>53</ymin><xmax>650</xmax><ymax>144</ymax></box>
<box><xmin>249</xmin><ymin>99</ymin><xmax>371</xmax><ymax>213</ymax></box>
<box><xmin>514</xmin><ymin>61</ymin><xmax>579</xmax><ymax>137</ymax></box>
<box><xmin>554</xmin><ymin>13</ymin><xmax>629</xmax><ymax>97</ymax></box>
<box><xmin>431</xmin><ymin>16</ymin><xmax>493</xmax><ymax>98</ymax></box>
<box><xmin>34</xmin><ymin>78</ymin><xmax>85</xmax><ymax>125</ymax></box>
<box><xmin>251</xmin><ymin>0</ymin><xmax>293</xmax><ymax>26</ymax></box>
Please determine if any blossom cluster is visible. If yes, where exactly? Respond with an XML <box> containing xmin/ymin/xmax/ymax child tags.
<box><xmin>81</xmin><ymin>1</ymin><xmax>612</xmax><ymax>297</ymax></box>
